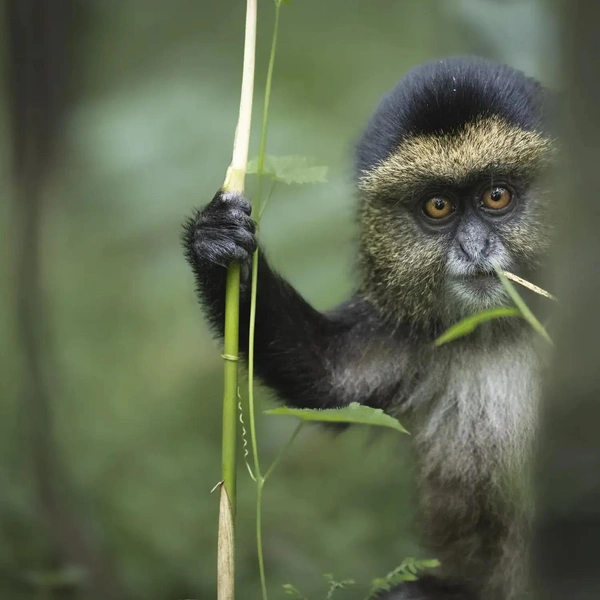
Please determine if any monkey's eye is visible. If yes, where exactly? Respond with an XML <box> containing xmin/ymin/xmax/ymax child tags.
<box><xmin>482</xmin><ymin>186</ymin><xmax>512</xmax><ymax>210</ymax></box>
<box><xmin>423</xmin><ymin>197</ymin><xmax>454</xmax><ymax>219</ymax></box>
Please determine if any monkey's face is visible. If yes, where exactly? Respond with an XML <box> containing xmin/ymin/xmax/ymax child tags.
<box><xmin>358</xmin><ymin>117</ymin><xmax>554</xmax><ymax>325</ymax></box>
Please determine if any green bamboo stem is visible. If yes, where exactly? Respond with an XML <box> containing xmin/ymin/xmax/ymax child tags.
<box><xmin>221</xmin><ymin>265</ymin><xmax>241</xmax><ymax>510</ymax></box>
<box><xmin>217</xmin><ymin>1</ymin><xmax>257</xmax><ymax>598</ymax></box>
<box><xmin>220</xmin><ymin>0</ymin><xmax>257</xmax><ymax>515</ymax></box>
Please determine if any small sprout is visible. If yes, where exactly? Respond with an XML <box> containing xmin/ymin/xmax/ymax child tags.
<box><xmin>324</xmin><ymin>573</ymin><xmax>356</xmax><ymax>599</ymax></box>
<box><xmin>369</xmin><ymin>558</ymin><xmax>440</xmax><ymax>596</ymax></box>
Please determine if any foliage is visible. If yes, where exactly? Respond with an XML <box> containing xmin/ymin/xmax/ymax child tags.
<box><xmin>266</xmin><ymin>403</ymin><xmax>408</xmax><ymax>434</ymax></box>
<box><xmin>283</xmin><ymin>583</ymin><xmax>309</xmax><ymax>599</ymax></box>
<box><xmin>495</xmin><ymin>267</ymin><xmax>552</xmax><ymax>344</ymax></box>
<box><xmin>282</xmin><ymin>572</ymin><xmax>355</xmax><ymax>600</ymax></box>
<box><xmin>369</xmin><ymin>558</ymin><xmax>441</xmax><ymax>596</ymax></box>
<box><xmin>434</xmin><ymin>307</ymin><xmax>522</xmax><ymax>346</ymax></box>
<box><xmin>324</xmin><ymin>573</ymin><xmax>356</xmax><ymax>599</ymax></box>
<box><xmin>247</xmin><ymin>155</ymin><xmax>328</xmax><ymax>185</ymax></box>
<box><xmin>434</xmin><ymin>269</ymin><xmax>553</xmax><ymax>347</ymax></box>
<box><xmin>281</xmin><ymin>560</ymin><xmax>439</xmax><ymax>600</ymax></box>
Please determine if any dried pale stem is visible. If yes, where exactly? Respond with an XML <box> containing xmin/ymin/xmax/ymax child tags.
<box><xmin>503</xmin><ymin>271</ymin><xmax>557</xmax><ymax>301</ymax></box>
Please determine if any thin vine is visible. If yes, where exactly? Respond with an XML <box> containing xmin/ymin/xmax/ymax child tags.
<box><xmin>246</xmin><ymin>2</ymin><xmax>287</xmax><ymax>599</ymax></box>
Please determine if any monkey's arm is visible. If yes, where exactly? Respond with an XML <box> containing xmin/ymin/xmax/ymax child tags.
<box><xmin>183</xmin><ymin>190</ymin><xmax>404</xmax><ymax>410</ymax></box>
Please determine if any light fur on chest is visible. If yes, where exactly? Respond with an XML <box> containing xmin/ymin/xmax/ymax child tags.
<box><xmin>404</xmin><ymin>334</ymin><xmax>541</xmax><ymax>483</ymax></box>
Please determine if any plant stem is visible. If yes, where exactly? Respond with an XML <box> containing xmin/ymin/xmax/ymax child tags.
<box><xmin>254</xmin><ymin>422</ymin><xmax>304</xmax><ymax>600</ymax></box>
<box><xmin>246</xmin><ymin>3</ymin><xmax>283</xmax><ymax>599</ymax></box>
<box><xmin>254</xmin><ymin>0</ymin><xmax>281</xmax><ymax>213</ymax></box>
<box><xmin>256</xmin><ymin>479</ymin><xmax>267</xmax><ymax>600</ymax></box>
<box><xmin>218</xmin><ymin>0</ymin><xmax>257</xmax><ymax>598</ymax></box>
<box><xmin>222</xmin><ymin>266</ymin><xmax>241</xmax><ymax>510</ymax></box>
<box><xmin>495</xmin><ymin>267</ymin><xmax>553</xmax><ymax>345</ymax></box>
<box><xmin>223</xmin><ymin>0</ymin><xmax>258</xmax><ymax>194</ymax></box>
<box><xmin>247</xmin><ymin>0</ymin><xmax>282</xmax><ymax>469</ymax></box>
<box><xmin>264</xmin><ymin>423</ymin><xmax>304</xmax><ymax>482</ymax></box>
<box><xmin>221</xmin><ymin>0</ymin><xmax>257</xmax><ymax>515</ymax></box>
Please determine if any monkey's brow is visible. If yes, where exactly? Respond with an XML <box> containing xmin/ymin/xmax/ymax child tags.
<box><xmin>360</xmin><ymin>116</ymin><xmax>553</xmax><ymax>202</ymax></box>
<box><xmin>387</xmin><ymin>165</ymin><xmax>532</xmax><ymax>201</ymax></box>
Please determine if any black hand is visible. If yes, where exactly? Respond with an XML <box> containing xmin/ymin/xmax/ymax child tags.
<box><xmin>183</xmin><ymin>190</ymin><xmax>257</xmax><ymax>272</ymax></box>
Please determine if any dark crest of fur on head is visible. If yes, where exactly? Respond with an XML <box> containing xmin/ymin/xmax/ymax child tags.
<box><xmin>355</xmin><ymin>56</ymin><xmax>548</xmax><ymax>178</ymax></box>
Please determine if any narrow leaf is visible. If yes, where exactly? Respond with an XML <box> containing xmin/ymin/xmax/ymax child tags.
<box><xmin>495</xmin><ymin>267</ymin><xmax>553</xmax><ymax>345</ymax></box>
<box><xmin>265</xmin><ymin>402</ymin><xmax>408</xmax><ymax>434</ymax></box>
<box><xmin>247</xmin><ymin>155</ymin><xmax>328</xmax><ymax>184</ymax></box>
<box><xmin>434</xmin><ymin>307</ymin><xmax>522</xmax><ymax>347</ymax></box>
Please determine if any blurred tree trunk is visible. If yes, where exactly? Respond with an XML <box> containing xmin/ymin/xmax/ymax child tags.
<box><xmin>7</xmin><ymin>2</ymin><xmax>125</xmax><ymax>598</ymax></box>
<box><xmin>533</xmin><ymin>1</ymin><xmax>600</xmax><ymax>598</ymax></box>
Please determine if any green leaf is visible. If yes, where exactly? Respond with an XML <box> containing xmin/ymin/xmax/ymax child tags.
<box><xmin>323</xmin><ymin>573</ymin><xmax>355</xmax><ymax>599</ymax></box>
<box><xmin>369</xmin><ymin>558</ymin><xmax>440</xmax><ymax>597</ymax></box>
<box><xmin>265</xmin><ymin>402</ymin><xmax>408</xmax><ymax>434</ymax></box>
<box><xmin>247</xmin><ymin>155</ymin><xmax>328</xmax><ymax>185</ymax></box>
<box><xmin>413</xmin><ymin>559</ymin><xmax>441</xmax><ymax>569</ymax></box>
<box><xmin>282</xmin><ymin>583</ymin><xmax>308</xmax><ymax>600</ymax></box>
<box><xmin>495</xmin><ymin>267</ymin><xmax>553</xmax><ymax>345</ymax></box>
<box><xmin>434</xmin><ymin>307</ymin><xmax>522</xmax><ymax>347</ymax></box>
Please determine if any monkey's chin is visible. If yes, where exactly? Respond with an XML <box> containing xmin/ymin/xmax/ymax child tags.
<box><xmin>445</xmin><ymin>275</ymin><xmax>508</xmax><ymax>314</ymax></box>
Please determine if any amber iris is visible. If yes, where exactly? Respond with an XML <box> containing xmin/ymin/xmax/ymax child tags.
<box><xmin>482</xmin><ymin>186</ymin><xmax>512</xmax><ymax>210</ymax></box>
<box><xmin>424</xmin><ymin>197</ymin><xmax>454</xmax><ymax>219</ymax></box>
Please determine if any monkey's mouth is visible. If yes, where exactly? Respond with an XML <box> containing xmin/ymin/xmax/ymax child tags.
<box><xmin>453</xmin><ymin>268</ymin><xmax>496</xmax><ymax>281</ymax></box>
<box><xmin>470</xmin><ymin>270</ymin><xmax>496</xmax><ymax>279</ymax></box>
<box><xmin>451</xmin><ymin>269</ymin><xmax>501</xmax><ymax>295</ymax></box>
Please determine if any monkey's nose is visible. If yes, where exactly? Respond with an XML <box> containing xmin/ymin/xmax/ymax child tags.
<box><xmin>458</xmin><ymin>235</ymin><xmax>492</xmax><ymax>262</ymax></box>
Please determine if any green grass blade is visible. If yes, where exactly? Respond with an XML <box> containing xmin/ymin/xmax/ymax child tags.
<box><xmin>434</xmin><ymin>307</ymin><xmax>522</xmax><ymax>347</ymax></box>
<box><xmin>495</xmin><ymin>267</ymin><xmax>553</xmax><ymax>345</ymax></box>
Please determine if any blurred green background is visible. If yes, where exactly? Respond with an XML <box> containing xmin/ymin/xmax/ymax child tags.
<box><xmin>0</xmin><ymin>1</ymin><xmax>558</xmax><ymax>598</ymax></box>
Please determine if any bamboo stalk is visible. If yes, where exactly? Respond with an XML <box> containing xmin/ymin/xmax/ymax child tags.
<box><xmin>217</xmin><ymin>1</ymin><xmax>257</xmax><ymax>598</ymax></box>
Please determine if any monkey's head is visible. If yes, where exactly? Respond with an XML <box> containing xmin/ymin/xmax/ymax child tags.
<box><xmin>356</xmin><ymin>57</ymin><xmax>555</xmax><ymax>327</ymax></box>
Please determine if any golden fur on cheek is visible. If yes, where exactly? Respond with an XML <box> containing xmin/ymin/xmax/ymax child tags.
<box><xmin>358</xmin><ymin>200</ymin><xmax>446</xmax><ymax>323</ymax></box>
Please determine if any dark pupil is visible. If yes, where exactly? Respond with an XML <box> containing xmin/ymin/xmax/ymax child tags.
<box><xmin>434</xmin><ymin>199</ymin><xmax>446</xmax><ymax>210</ymax></box>
<box><xmin>490</xmin><ymin>188</ymin><xmax>503</xmax><ymax>202</ymax></box>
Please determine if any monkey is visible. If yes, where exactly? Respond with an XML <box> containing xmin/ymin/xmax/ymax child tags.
<box><xmin>182</xmin><ymin>56</ymin><xmax>554</xmax><ymax>600</ymax></box>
